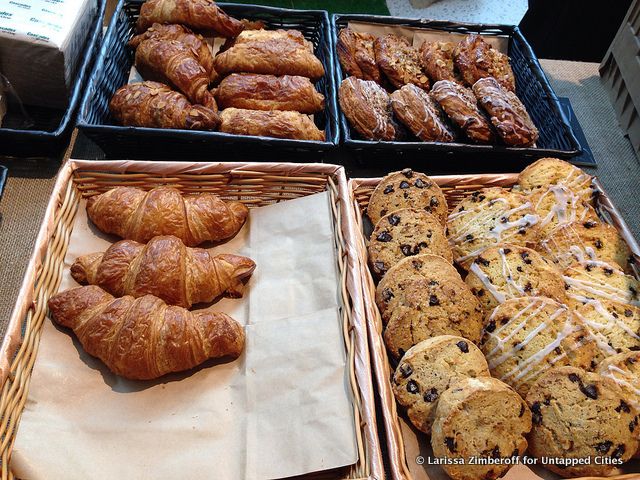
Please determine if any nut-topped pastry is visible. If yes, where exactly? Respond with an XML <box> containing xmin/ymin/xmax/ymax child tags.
<box><xmin>454</xmin><ymin>34</ymin><xmax>516</xmax><ymax>92</ymax></box>
<box><xmin>473</xmin><ymin>77</ymin><xmax>539</xmax><ymax>147</ymax></box>
<box><xmin>430</xmin><ymin>80</ymin><xmax>495</xmax><ymax>144</ymax></box>
<box><xmin>373</xmin><ymin>34</ymin><xmax>430</xmax><ymax>90</ymax></box>
<box><xmin>336</xmin><ymin>28</ymin><xmax>381</xmax><ymax>83</ymax></box>
<box><xmin>390</xmin><ymin>84</ymin><xmax>455</xmax><ymax>142</ymax></box>
<box><xmin>339</xmin><ymin>76</ymin><xmax>401</xmax><ymax>141</ymax></box>
<box><xmin>419</xmin><ymin>41</ymin><xmax>459</xmax><ymax>83</ymax></box>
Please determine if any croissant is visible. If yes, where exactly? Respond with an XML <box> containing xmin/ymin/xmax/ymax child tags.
<box><xmin>136</xmin><ymin>0</ymin><xmax>244</xmax><ymax>38</ymax></box>
<box><xmin>86</xmin><ymin>186</ymin><xmax>248</xmax><ymax>246</ymax></box>
<box><xmin>129</xmin><ymin>23</ymin><xmax>217</xmax><ymax>83</ymax></box>
<box><xmin>135</xmin><ymin>38</ymin><xmax>216</xmax><ymax>109</ymax></box>
<box><xmin>109</xmin><ymin>82</ymin><xmax>220</xmax><ymax>130</ymax></box>
<box><xmin>71</xmin><ymin>236</ymin><xmax>256</xmax><ymax>308</ymax></box>
<box><xmin>219</xmin><ymin>108</ymin><xmax>325</xmax><ymax>141</ymax></box>
<box><xmin>48</xmin><ymin>286</ymin><xmax>245</xmax><ymax>380</ymax></box>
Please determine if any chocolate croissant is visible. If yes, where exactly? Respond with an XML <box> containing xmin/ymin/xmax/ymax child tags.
<box><xmin>219</xmin><ymin>108</ymin><xmax>325</xmax><ymax>141</ymax></box>
<box><xmin>48</xmin><ymin>286</ymin><xmax>245</xmax><ymax>380</ymax></box>
<box><xmin>109</xmin><ymin>82</ymin><xmax>220</xmax><ymax>130</ymax></box>
<box><xmin>214</xmin><ymin>74</ymin><xmax>324</xmax><ymax>113</ymax></box>
<box><xmin>136</xmin><ymin>0</ymin><xmax>244</xmax><ymax>38</ymax></box>
<box><xmin>86</xmin><ymin>186</ymin><xmax>248</xmax><ymax>247</ymax></box>
<box><xmin>129</xmin><ymin>23</ymin><xmax>217</xmax><ymax>82</ymax></box>
<box><xmin>135</xmin><ymin>38</ymin><xmax>216</xmax><ymax>108</ymax></box>
<box><xmin>71</xmin><ymin>236</ymin><xmax>256</xmax><ymax>308</ymax></box>
<box><xmin>214</xmin><ymin>29</ymin><xmax>325</xmax><ymax>80</ymax></box>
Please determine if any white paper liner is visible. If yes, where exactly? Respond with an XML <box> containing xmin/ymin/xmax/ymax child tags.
<box><xmin>11</xmin><ymin>191</ymin><xmax>358</xmax><ymax>480</ymax></box>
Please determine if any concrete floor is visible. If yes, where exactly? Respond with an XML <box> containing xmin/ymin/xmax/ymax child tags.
<box><xmin>387</xmin><ymin>0</ymin><xmax>528</xmax><ymax>25</ymax></box>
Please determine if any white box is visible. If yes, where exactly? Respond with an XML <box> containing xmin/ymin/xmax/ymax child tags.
<box><xmin>0</xmin><ymin>0</ymin><xmax>97</xmax><ymax>109</ymax></box>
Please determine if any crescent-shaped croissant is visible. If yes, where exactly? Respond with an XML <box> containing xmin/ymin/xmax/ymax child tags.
<box><xmin>70</xmin><ymin>236</ymin><xmax>256</xmax><ymax>308</ymax></box>
<box><xmin>136</xmin><ymin>0</ymin><xmax>244</xmax><ymax>38</ymax></box>
<box><xmin>135</xmin><ymin>38</ymin><xmax>217</xmax><ymax>109</ymax></box>
<box><xmin>86</xmin><ymin>186</ymin><xmax>248</xmax><ymax>247</ymax></box>
<box><xmin>48</xmin><ymin>286</ymin><xmax>245</xmax><ymax>380</ymax></box>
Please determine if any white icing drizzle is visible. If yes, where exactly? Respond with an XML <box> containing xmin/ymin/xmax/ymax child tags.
<box><xmin>563</xmin><ymin>274</ymin><xmax>640</xmax><ymax>306</ymax></box>
<box><xmin>485</xmin><ymin>300</ymin><xmax>547</xmax><ymax>357</ymax></box>
<box><xmin>499</xmin><ymin>248</ymin><xmax>526</xmax><ymax>297</ymax></box>
<box><xmin>536</xmin><ymin>184</ymin><xmax>582</xmax><ymax>228</ymax></box>
<box><xmin>469</xmin><ymin>261</ymin><xmax>506</xmax><ymax>303</ymax></box>
<box><xmin>602</xmin><ymin>364</ymin><xmax>640</xmax><ymax>399</ymax></box>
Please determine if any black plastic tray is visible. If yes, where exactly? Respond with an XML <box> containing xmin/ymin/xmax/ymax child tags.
<box><xmin>332</xmin><ymin>14</ymin><xmax>583</xmax><ymax>165</ymax></box>
<box><xmin>0</xmin><ymin>165</ymin><xmax>6</xmax><ymax>201</ymax></box>
<box><xmin>0</xmin><ymin>0</ymin><xmax>106</xmax><ymax>159</ymax></box>
<box><xmin>77</xmin><ymin>0</ymin><xmax>338</xmax><ymax>161</ymax></box>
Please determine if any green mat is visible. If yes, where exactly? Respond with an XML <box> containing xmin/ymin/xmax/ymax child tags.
<box><xmin>228</xmin><ymin>0</ymin><xmax>390</xmax><ymax>15</ymax></box>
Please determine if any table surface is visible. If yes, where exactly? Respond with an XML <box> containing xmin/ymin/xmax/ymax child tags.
<box><xmin>0</xmin><ymin>59</ymin><xmax>639</xmax><ymax>343</ymax></box>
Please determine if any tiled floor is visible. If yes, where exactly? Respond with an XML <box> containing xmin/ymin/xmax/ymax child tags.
<box><xmin>387</xmin><ymin>0</ymin><xmax>528</xmax><ymax>25</ymax></box>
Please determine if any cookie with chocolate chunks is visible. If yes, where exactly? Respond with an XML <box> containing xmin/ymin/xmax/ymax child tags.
<box><xmin>481</xmin><ymin>296</ymin><xmax>597</xmax><ymax>397</ymax></box>
<box><xmin>432</xmin><ymin>377</ymin><xmax>531</xmax><ymax>480</ymax></box>
<box><xmin>598</xmin><ymin>351</ymin><xmax>640</xmax><ymax>413</ymax></box>
<box><xmin>367</xmin><ymin>169</ymin><xmax>448</xmax><ymax>226</ymax></box>
<box><xmin>368</xmin><ymin>208</ymin><xmax>452</xmax><ymax>278</ymax></box>
<box><xmin>465</xmin><ymin>244</ymin><xmax>567</xmax><ymax>313</ymax></box>
<box><xmin>518</xmin><ymin>157</ymin><xmax>595</xmax><ymax>205</ymax></box>
<box><xmin>526</xmin><ymin>366</ymin><xmax>639</xmax><ymax>477</ymax></box>
<box><xmin>393</xmin><ymin>335</ymin><xmax>490</xmax><ymax>434</ymax></box>
<box><xmin>377</xmin><ymin>254</ymin><xmax>484</xmax><ymax>360</ymax></box>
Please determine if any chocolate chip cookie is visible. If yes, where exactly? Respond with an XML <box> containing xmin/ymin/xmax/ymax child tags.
<box><xmin>598</xmin><ymin>351</ymin><xmax>640</xmax><ymax>411</ymax></box>
<box><xmin>526</xmin><ymin>366</ymin><xmax>639</xmax><ymax>477</ymax></box>
<box><xmin>446</xmin><ymin>187</ymin><xmax>541</xmax><ymax>269</ymax></box>
<box><xmin>528</xmin><ymin>186</ymin><xmax>599</xmax><ymax>238</ymax></box>
<box><xmin>393</xmin><ymin>335</ymin><xmax>490</xmax><ymax>434</ymax></box>
<box><xmin>432</xmin><ymin>377</ymin><xmax>531</xmax><ymax>480</ymax></box>
<box><xmin>367</xmin><ymin>169</ymin><xmax>448</xmax><ymax>226</ymax></box>
<box><xmin>465</xmin><ymin>244</ymin><xmax>568</xmax><ymax>313</ymax></box>
<box><xmin>537</xmin><ymin>220</ymin><xmax>632</xmax><ymax>272</ymax></box>
<box><xmin>430</xmin><ymin>80</ymin><xmax>495</xmax><ymax>144</ymax></box>
<box><xmin>390</xmin><ymin>84</ymin><xmax>456</xmax><ymax>142</ymax></box>
<box><xmin>378</xmin><ymin>254</ymin><xmax>484</xmax><ymax>360</ymax></box>
<box><xmin>518</xmin><ymin>157</ymin><xmax>595</xmax><ymax>205</ymax></box>
<box><xmin>368</xmin><ymin>208</ymin><xmax>452</xmax><ymax>278</ymax></box>
<box><xmin>481</xmin><ymin>296</ymin><xmax>598</xmax><ymax>396</ymax></box>
<box><xmin>563</xmin><ymin>258</ymin><xmax>640</xmax><ymax>309</ymax></box>
<box><xmin>374</xmin><ymin>34</ymin><xmax>430</xmax><ymax>90</ymax></box>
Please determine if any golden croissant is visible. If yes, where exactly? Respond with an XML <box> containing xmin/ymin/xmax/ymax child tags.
<box><xmin>129</xmin><ymin>23</ymin><xmax>217</xmax><ymax>83</ymax></box>
<box><xmin>135</xmin><ymin>38</ymin><xmax>217</xmax><ymax>109</ymax></box>
<box><xmin>71</xmin><ymin>236</ymin><xmax>256</xmax><ymax>308</ymax></box>
<box><xmin>86</xmin><ymin>186</ymin><xmax>248</xmax><ymax>247</ymax></box>
<box><xmin>48</xmin><ymin>286</ymin><xmax>245</xmax><ymax>380</ymax></box>
<box><xmin>136</xmin><ymin>0</ymin><xmax>244</xmax><ymax>38</ymax></box>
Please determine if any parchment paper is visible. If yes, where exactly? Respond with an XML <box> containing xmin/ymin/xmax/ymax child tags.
<box><xmin>11</xmin><ymin>191</ymin><xmax>358</xmax><ymax>480</ymax></box>
<box><xmin>347</xmin><ymin>21</ymin><xmax>509</xmax><ymax>53</ymax></box>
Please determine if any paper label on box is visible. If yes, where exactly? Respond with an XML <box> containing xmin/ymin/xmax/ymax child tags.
<box><xmin>0</xmin><ymin>0</ymin><xmax>89</xmax><ymax>48</ymax></box>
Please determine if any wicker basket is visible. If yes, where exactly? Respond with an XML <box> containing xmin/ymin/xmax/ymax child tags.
<box><xmin>348</xmin><ymin>173</ymin><xmax>640</xmax><ymax>480</ymax></box>
<box><xmin>0</xmin><ymin>160</ymin><xmax>382</xmax><ymax>480</ymax></box>
<box><xmin>0</xmin><ymin>0</ymin><xmax>105</xmax><ymax>159</ymax></box>
<box><xmin>332</xmin><ymin>14</ymin><xmax>582</xmax><ymax>168</ymax></box>
<box><xmin>77</xmin><ymin>0</ymin><xmax>339</xmax><ymax>161</ymax></box>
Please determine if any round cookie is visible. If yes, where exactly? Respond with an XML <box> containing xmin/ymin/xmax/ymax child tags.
<box><xmin>368</xmin><ymin>208</ymin><xmax>452</xmax><ymax>278</ymax></box>
<box><xmin>563</xmin><ymin>258</ymin><xmax>640</xmax><ymax>309</ymax></box>
<box><xmin>529</xmin><ymin>185</ymin><xmax>599</xmax><ymax>238</ymax></box>
<box><xmin>367</xmin><ymin>169</ymin><xmax>448</xmax><ymax>226</ymax></box>
<box><xmin>447</xmin><ymin>187</ymin><xmax>541</xmax><ymax>268</ymax></box>
<box><xmin>575</xmin><ymin>300</ymin><xmax>640</xmax><ymax>363</ymax></box>
<box><xmin>481</xmin><ymin>297</ymin><xmax>598</xmax><ymax>397</ymax></box>
<box><xmin>392</xmin><ymin>335</ymin><xmax>490</xmax><ymax>434</ymax></box>
<box><xmin>518</xmin><ymin>157</ymin><xmax>595</xmax><ymax>204</ymax></box>
<box><xmin>431</xmin><ymin>377</ymin><xmax>532</xmax><ymax>480</ymax></box>
<box><xmin>465</xmin><ymin>244</ymin><xmax>567</xmax><ymax>313</ymax></box>
<box><xmin>598</xmin><ymin>351</ymin><xmax>640</xmax><ymax>411</ymax></box>
<box><xmin>376</xmin><ymin>254</ymin><xmax>484</xmax><ymax>360</ymax></box>
<box><xmin>526</xmin><ymin>366</ymin><xmax>639</xmax><ymax>477</ymax></box>
<box><xmin>537</xmin><ymin>219</ymin><xmax>632</xmax><ymax>272</ymax></box>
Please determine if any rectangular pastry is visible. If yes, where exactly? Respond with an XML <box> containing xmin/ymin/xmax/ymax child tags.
<box><xmin>219</xmin><ymin>108</ymin><xmax>325</xmax><ymax>141</ymax></box>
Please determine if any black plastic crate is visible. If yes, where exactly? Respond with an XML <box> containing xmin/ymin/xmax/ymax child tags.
<box><xmin>77</xmin><ymin>0</ymin><xmax>338</xmax><ymax>161</ymax></box>
<box><xmin>0</xmin><ymin>165</ymin><xmax>6</xmax><ymax>201</ymax></box>
<box><xmin>0</xmin><ymin>0</ymin><xmax>106</xmax><ymax>159</ymax></box>
<box><xmin>332</xmin><ymin>14</ymin><xmax>583</xmax><ymax>167</ymax></box>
